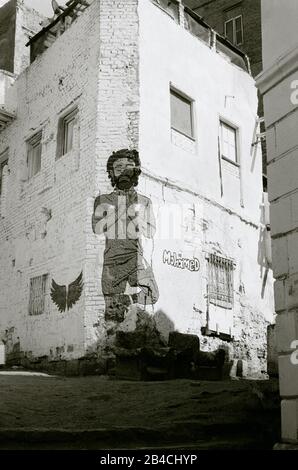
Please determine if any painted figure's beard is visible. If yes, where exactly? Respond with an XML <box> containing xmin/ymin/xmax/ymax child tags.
<box><xmin>115</xmin><ymin>169</ymin><xmax>136</xmax><ymax>190</ymax></box>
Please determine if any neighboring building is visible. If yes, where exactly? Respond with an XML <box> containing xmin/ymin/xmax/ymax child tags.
<box><xmin>184</xmin><ymin>0</ymin><xmax>262</xmax><ymax>77</ymax></box>
<box><xmin>257</xmin><ymin>0</ymin><xmax>298</xmax><ymax>448</ymax></box>
<box><xmin>184</xmin><ymin>0</ymin><xmax>268</xmax><ymax>191</ymax></box>
<box><xmin>0</xmin><ymin>0</ymin><xmax>45</xmax><ymax>75</ymax></box>
<box><xmin>0</xmin><ymin>0</ymin><xmax>274</xmax><ymax>377</ymax></box>
<box><xmin>0</xmin><ymin>0</ymin><xmax>45</xmax><ymax>130</ymax></box>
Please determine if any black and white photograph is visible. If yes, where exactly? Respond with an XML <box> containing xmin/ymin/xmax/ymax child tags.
<box><xmin>0</xmin><ymin>0</ymin><xmax>297</xmax><ymax>457</ymax></box>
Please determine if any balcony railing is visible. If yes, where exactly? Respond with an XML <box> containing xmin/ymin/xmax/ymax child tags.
<box><xmin>152</xmin><ymin>1</ymin><xmax>251</xmax><ymax>74</ymax></box>
<box><xmin>0</xmin><ymin>70</ymin><xmax>16</xmax><ymax>131</ymax></box>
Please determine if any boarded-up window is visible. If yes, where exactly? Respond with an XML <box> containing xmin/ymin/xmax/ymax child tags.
<box><xmin>56</xmin><ymin>107</ymin><xmax>78</xmax><ymax>158</ymax></box>
<box><xmin>220</xmin><ymin>120</ymin><xmax>238</xmax><ymax>163</ymax></box>
<box><xmin>208</xmin><ymin>254</ymin><xmax>234</xmax><ymax>309</ymax></box>
<box><xmin>27</xmin><ymin>131</ymin><xmax>42</xmax><ymax>179</ymax></box>
<box><xmin>170</xmin><ymin>88</ymin><xmax>194</xmax><ymax>139</ymax></box>
<box><xmin>29</xmin><ymin>274</ymin><xmax>48</xmax><ymax>316</ymax></box>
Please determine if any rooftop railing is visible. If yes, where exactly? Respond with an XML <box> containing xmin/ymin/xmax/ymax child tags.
<box><xmin>152</xmin><ymin>1</ymin><xmax>251</xmax><ymax>74</ymax></box>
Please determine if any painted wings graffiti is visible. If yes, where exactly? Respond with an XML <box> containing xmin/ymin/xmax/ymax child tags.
<box><xmin>50</xmin><ymin>272</ymin><xmax>83</xmax><ymax>313</ymax></box>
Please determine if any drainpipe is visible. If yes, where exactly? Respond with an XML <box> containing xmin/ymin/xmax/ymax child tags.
<box><xmin>177</xmin><ymin>0</ymin><xmax>185</xmax><ymax>27</ymax></box>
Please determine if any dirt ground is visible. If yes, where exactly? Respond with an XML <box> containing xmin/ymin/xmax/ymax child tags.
<box><xmin>0</xmin><ymin>371</ymin><xmax>280</xmax><ymax>450</ymax></box>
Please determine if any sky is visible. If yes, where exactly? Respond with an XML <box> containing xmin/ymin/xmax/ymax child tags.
<box><xmin>0</xmin><ymin>0</ymin><xmax>68</xmax><ymax>16</ymax></box>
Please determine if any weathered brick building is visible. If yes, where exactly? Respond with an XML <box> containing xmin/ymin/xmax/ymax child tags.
<box><xmin>0</xmin><ymin>0</ymin><xmax>274</xmax><ymax>377</ymax></box>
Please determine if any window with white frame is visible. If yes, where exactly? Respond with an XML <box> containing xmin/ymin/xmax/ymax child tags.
<box><xmin>0</xmin><ymin>150</ymin><xmax>8</xmax><ymax>196</ymax></box>
<box><xmin>170</xmin><ymin>88</ymin><xmax>194</xmax><ymax>139</ymax></box>
<box><xmin>28</xmin><ymin>274</ymin><xmax>48</xmax><ymax>316</ymax></box>
<box><xmin>207</xmin><ymin>254</ymin><xmax>234</xmax><ymax>309</ymax></box>
<box><xmin>219</xmin><ymin>120</ymin><xmax>238</xmax><ymax>164</ymax></box>
<box><xmin>224</xmin><ymin>14</ymin><xmax>243</xmax><ymax>46</ymax></box>
<box><xmin>27</xmin><ymin>131</ymin><xmax>42</xmax><ymax>179</ymax></box>
<box><xmin>56</xmin><ymin>106</ymin><xmax>78</xmax><ymax>158</ymax></box>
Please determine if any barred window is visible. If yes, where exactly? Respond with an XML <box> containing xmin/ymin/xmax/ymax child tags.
<box><xmin>29</xmin><ymin>274</ymin><xmax>48</xmax><ymax>316</ymax></box>
<box><xmin>207</xmin><ymin>254</ymin><xmax>234</xmax><ymax>309</ymax></box>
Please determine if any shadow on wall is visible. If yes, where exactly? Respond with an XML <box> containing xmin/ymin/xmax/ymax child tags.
<box><xmin>153</xmin><ymin>309</ymin><xmax>175</xmax><ymax>342</ymax></box>
<box><xmin>89</xmin><ymin>305</ymin><xmax>232</xmax><ymax>382</ymax></box>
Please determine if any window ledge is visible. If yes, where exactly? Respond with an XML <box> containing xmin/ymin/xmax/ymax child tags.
<box><xmin>171</xmin><ymin>126</ymin><xmax>196</xmax><ymax>142</ymax></box>
<box><xmin>22</xmin><ymin>172</ymin><xmax>41</xmax><ymax>187</ymax></box>
<box><xmin>55</xmin><ymin>148</ymin><xmax>79</xmax><ymax>161</ymax></box>
<box><xmin>221</xmin><ymin>155</ymin><xmax>240</xmax><ymax>167</ymax></box>
<box><xmin>209</xmin><ymin>299</ymin><xmax>233</xmax><ymax>310</ymax></box>
<box><xmin>201</xmin><ymin>327</ymin><xmax>234</xmax><ymax>342</ymax></box>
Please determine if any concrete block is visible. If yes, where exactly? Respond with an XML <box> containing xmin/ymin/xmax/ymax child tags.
<box><xmin>290</xmin><ymin>192</ymin><xmax>298</xmax><ymax>232</ymax></box>
<box><xmin>278</xmin><ymin>354</ymin><xmax>298</xmax><ymax>397</ymax></box>
<box><xmin>276</xmin><ymin>311</ymin><xmax>298</xmax><ymax>353</ymax></box>
<box><xmin>265</xmin><ymin>126</ymin><xmax>276</xmax><ymax>164</ymax></box>
<box><xmin>271</xmin><ymin>236</ymin><xmax>289</xmax><ymax>278</ymax></box>
<box><xmin>267</xmin><ymin>148</ymin><xmax>298</xmax><ymax>202</ymax></box>
<box><xmin>270</xmin><ymin>197</ymin><xmax>292</xmax><ymax>237</ymax></box>
<box><xmin>276</xmin><ymin>110</ymin><xmax>298</xmax><ymax>158</ymax></box>
<box><xmin>288</xmin><ymin>232</ymin><xmax>298</xmax><ymax>275</ymax></box>
<box><xmin>281</xmin><ymin>399</ymin><xmax>298</xmax><ymax>442</ymax></box>
<box><xmin>274</xmin><ymin>279</ymin><xmax>286</xmax><ymax>313</ymax></box>
<box><xmin>286</xmin><ymin>274</ymin><xmax>298</xmax><ymax>310</ymax></box>
<box><xmin>263</xmin><ymin>73</ymin><xmax>297</xmax><ymax>128</ymax></box>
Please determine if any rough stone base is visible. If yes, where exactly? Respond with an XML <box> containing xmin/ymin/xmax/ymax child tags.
<box><xmin>274</xmin><ymin>443</ymin><xmax>298</xmax><ymax>450</ymax></box>
<box><xmin>5</xmin><ymin>355</ymin><xmax>108</xmax><ymax>377</ymax></box>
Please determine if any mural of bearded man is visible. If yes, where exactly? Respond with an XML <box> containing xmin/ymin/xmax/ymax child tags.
<box><xmin>92</xmin><ymin>149</ymin><xmax>159</xmax><ymax>322</ymax></box>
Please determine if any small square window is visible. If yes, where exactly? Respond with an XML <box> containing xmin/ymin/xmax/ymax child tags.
<box><xmin>219</xmin><ymin>121</ymin><xmax>238</xmax><ymax>164</ymax></box>
<box><xmin>56</xmin><ymin>107</ymin><xmax>78</xmax><ymax>158</ymax></box>
<box><xmin>27</xmin><ymin>131</ymin><xmax>42</xmax><ymax>179</ymax></box>
<box><xmin>170</xmin><ymin>88</ymin><xmax>194</xmax><ymax>139</ymax></box>
<box><xmin>28</xmin><ymin>274</ymin><xmax>48</xmax><ymax>316</ymax></box>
